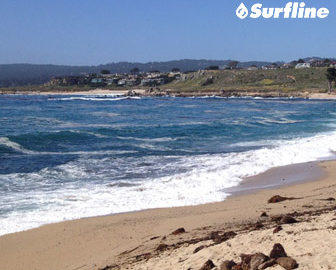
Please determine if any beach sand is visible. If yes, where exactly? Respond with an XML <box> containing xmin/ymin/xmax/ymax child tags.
<box><xmin>0</xmin><ymin>161</ymin><xmax>335</xmax><ymax>270</ymax></box>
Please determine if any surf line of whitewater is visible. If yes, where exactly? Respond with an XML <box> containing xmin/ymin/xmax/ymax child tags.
<box><xmin>1</xmin><ymin>130</ymin><xmax>336</xmax><ymax>237</ymax></box>
<box><xmin>49</xmin><ymin>96</ymin><xmax>141</xmax><ymax>101</ymax></box>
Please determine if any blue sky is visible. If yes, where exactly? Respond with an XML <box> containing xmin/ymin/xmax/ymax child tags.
<box><xmin>0</xmin><ymin>0</ymin><xmax>335</xmax><ymax>65</ymax></box>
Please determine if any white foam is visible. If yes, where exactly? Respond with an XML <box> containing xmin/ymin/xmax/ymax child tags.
<box><xmin>0</xmin><ymin>137</ymin><xmax>35</xmax><ymax>154</ymax></box>
<box><xmin>116</xmin><ymin>136</ymin><xmax>177</xmax><ymax>142</ymax></box>
<box><xmin>51</xmin><ymin>96</ymin><xmax>141</xmax><ymax>101</ymax></box>
<box><xmin>2</xmin><ymin>131</ymin><xmax>336</xmax><ymax>236</ymax></box>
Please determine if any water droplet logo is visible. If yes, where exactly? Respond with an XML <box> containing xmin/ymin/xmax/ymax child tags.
<box><xmin>236</xmin><ymin>3</ymin><xmax>248</xmax><ymax>19</ymax></box>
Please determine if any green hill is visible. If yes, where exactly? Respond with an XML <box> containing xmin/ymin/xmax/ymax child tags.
<box><xmin>164</xmin><ymin>67</ymin><xmax>329</xmax><ymax>96</ymax></box>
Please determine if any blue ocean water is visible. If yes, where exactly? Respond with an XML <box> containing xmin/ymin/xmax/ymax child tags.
<box><xmin>1</xmin><ymin>94</ymin><xmax>336</xmax><ymax>235</ymax></box>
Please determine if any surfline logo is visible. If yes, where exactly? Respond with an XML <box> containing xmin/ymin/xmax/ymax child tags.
<box><xmin>236</xmin><ymin>2</ymin><xmax>330</xmax><ymax>19</ymax></box>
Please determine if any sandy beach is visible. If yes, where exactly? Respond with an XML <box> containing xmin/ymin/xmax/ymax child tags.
<box><xmin>0</xmin><ymin>160</ymin><xmax>335</xmax><ymax>270</ymax></box>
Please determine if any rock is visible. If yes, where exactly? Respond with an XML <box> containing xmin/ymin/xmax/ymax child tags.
<box><xmin>276</xmin><ymin>257</ymin><xmax>298</xmax><ymax>269</ymax></box>
<box><xmin>258</xmin><ymin>259</ymin><xmax>276</xmax><ymax>269</ymax></box>
<box><xmin>249</xmin><ymin>253</ymin><xmax>269</xmax><ymax>270</ymax></box>
<box><xmin>127</xmin><ymin>90</ymin><xmax>138</xmax><ymax>97</ymax></box>
<box><xmin>171</xmin><ymin>227</ymin><xmax>186</xmax><ymax>235</ymax></box>
<box><xmin>155</xmin><ymin>243</ymin><xmax>169</xmax><ymax>252</ymax></box>
<box><xmin>268</xmin><ymin>195</ymin><xmax>290</xmax><ymax>203</ymax></box>
<box><xmin>260</xmin><ymin>212</ymin><xmax>268</xmax><ymax>217</ymax></box>
<box><xmin>270</xmin><ymin>243</ymin><xmax>287</xmax><ymax>259</ymax></box>
<box><xmin>280</xmin><ymin>215</ymin><xmax>297</xmax><ymax>224</ymax></box>
<box><xmin>273</xmin><ymin>226</ymin><xmax>283</xmax><ymax>234</ymax></box>
<box><xmin>240</xmin><ymin>254</ymin><xmax>252</xmax><ymax>264</ymax></box>
<box><xmin>220</xmin><ymin>260</ymin><xmax>237</xmax><ymax>270</ymax></box>
<box><xmin>325</xmin><ymin>197</ymin><xmax>335</xmax><ymax>201</ymax></box>
<box><xmin>194</xmin><ymin>245</ymin><xmax>206</xmax><ymax>254</ymax></box>
<box><xmin>200</xmin><ymin>259</ymin><xmax>216</xmax><ymax>270</ymax></box>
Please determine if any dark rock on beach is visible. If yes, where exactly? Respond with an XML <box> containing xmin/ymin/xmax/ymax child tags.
<box><xmin>258</xmin><ymin>259</ymin><xmax>276</xmax><ymax>269</ymax></box>
<box><xmin>270</xmin><ymin>243</ymin><xmax>288</xmax><ymax>259</ymax></box>
<box><xmin>193</xmin><ymin>245</ymin><xmax>206</xmax><ymax>254</ymax></box>
<box><xmin>199</xmin><ymin>259</ymin><xmax>216</xmax><ymax>270</ymax></box>
<box><xmin>276</xmin><ymin>257</ymin><xmax>298</xmax><ymax>269</ymax></box>
<box><xmin>273</xmin><ymin>226</ymin><xmax>283</xmax><ymax>234</ymax></box>
<box><xmin>220</xmin><ymin>260</ymin><xmax>237</xmax><ymax>270</ymax></box>
<box><xmin>260</xmin><ymin>212</ymin><xmax>268</xmax><ymax>218</ymax></box>
<box><xmin>218</xmin><ymin>244</ymin><xmax>298</xmax><ymax>270</ymax></box>
<box><xmin>268</xmin><ymin>195</ymin><xmax>292</xmax><ymax>203</ymax></box>
<box><xmin>171</xmin><ymin>227</ymin><xmax>186</xmax><ymax>235</ymax></box>
<box><xmin>249</xmin><ymin>253</ymin><xmax>269</xmax><ymax>270</ymax></box>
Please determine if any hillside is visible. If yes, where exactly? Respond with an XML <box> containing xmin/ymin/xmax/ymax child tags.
<box><xmin>164</xmin><ymin>67</ymin><xmax>329</xmax><ymax>96</ymax></box>
<box><xmin>0</xmin><ymin>60</ymin><xmax>277</xmax><ymax>87</ymax></box>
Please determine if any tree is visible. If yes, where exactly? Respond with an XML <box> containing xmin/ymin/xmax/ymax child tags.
<box><xmin>172</xmin><ymin>68</ymin><xmax>180</xmax><ymax>72</ymax></box>
<box><xmin>130</xmin><ymin>67</ymin><xmax>140</xmax><ymax>75</ymax></box>
<box><xmin>324</xmin><ymin>58</ymin><xmax>331</xmax><ymax>66</ymax></box>
<box><xmin>297</xmin><ymin>59</ymin><xmax>305</xmax><ymax>64</ymax></box>
<box><xmin>326</xmin><ymin>68</ymin><xmax>336</xmax><ymax>93</ymax></box>
<box><xmin>228</xmin><ymin>61</ymin><xmax>239</xmax><ymax>69</ymax></box>
<box><xmin>100</xmin><ymin>69</ymin><xmax>111</xmax><ymax>74</ymax></box>
<box><xmin>290</xmin><ymin>60</ymin><xmax>298</xmax><ymax>67</ymax></box>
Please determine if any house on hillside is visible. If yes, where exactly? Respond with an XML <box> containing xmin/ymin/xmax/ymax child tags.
<box><xmin>281</xmin><ymin>63</ymin><xmax>291</xmax><ymax>69</ymax></box>
<box><xmin>247</xmin><ymin>65</ymin><xmax>258</xmax><ymax>71</ymax></box>
<box><xmin>329</xmin><ymin>62</ymin><xmax>336</xmax><ymax>68</ymax></box>
<box><xmin>90</xmin><ymin>78</ymin><xmax>107</xmax><ymax>87</ymax></box>
<box><xmin>295</xmin><ymin>63</ymin><xmax>311</xmax><ymax>69</ymax></box>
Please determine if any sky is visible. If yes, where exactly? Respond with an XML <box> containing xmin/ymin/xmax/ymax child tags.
<box><xmin>0</xmin><ymin>0</ymin><xmax>335</xmax><ymax>65</ymax></box>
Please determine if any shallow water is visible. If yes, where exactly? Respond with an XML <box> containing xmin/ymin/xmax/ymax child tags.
<box><xmin>1</xmin><ymin>95</ymin><xmax>336</xmax><ymax>235</ymax></box>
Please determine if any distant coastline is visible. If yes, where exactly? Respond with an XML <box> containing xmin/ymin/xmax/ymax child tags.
<box><xmin>1</xmin><ymin>66</ymin><xmax>335</xmax><ymax>99</ymax></box>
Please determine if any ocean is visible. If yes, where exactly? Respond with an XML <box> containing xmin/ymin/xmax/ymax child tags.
<box><xmin>1</xmin><ymin>94</ymin><xmax>336</xmax><ymax>235</ymax></box>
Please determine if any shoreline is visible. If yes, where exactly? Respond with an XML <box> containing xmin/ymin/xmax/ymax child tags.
<box><xmin>0</xmin><ymin>161</ymin><xmax>325</xmax><ymax>237</ymax></box>
<box><xmin>2</xmin><ymin>88</ymin><xmax>336</xmax><ymax>100</ymax></box>
<box><xmin>0</xmin><ymin>160</ymin><xmax>335</xmax><ymax>269</ymax></box>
